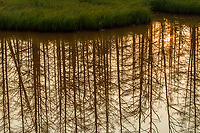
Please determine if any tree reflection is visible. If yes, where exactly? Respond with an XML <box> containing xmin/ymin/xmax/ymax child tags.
<box><xmin>0</xmin><ymin>20</ymin><xmax>200</xmax><ymax>132</ymax></box>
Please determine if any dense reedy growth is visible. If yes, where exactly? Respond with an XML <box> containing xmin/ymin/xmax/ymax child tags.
<box><xmin>150</xmin><ymin>0</ymin><xmax>200</xmax><ymax>15</ymax></box>
<box><xmin>0</xmin><ymin>0</ymin><xmax>151</xmax><ymax>32</ymax></box>
<box><xmin>1</xmin><ymin>0</ymin><xmax>200</xmax><ymax>32</ymax></box>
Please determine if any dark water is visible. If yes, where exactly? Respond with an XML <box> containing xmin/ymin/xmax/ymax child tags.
<box><xmin>0</xmin><ymin>13</ymin><xmax>200</xmax><ymax>133</ymax></box>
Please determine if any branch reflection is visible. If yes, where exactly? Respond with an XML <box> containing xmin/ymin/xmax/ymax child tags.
<box><xmin>0</xmin><ymin>20</ymin><xmax>199</xmax><ymax>133</ymax></box>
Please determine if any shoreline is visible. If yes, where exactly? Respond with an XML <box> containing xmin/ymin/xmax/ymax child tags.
<box><xmin>0</xmin><ymin>0</ymin><xmax>199</xmax><ymax>32</ymax></box>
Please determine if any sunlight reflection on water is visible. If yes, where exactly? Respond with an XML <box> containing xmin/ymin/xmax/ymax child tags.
<box><xmin>0</xmin><ymin>13</ymin><xmax>199</xmax><ymax>133</ymax></box>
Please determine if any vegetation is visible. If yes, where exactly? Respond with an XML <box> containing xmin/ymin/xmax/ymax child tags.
<box><xmin>0</xmin><ymin>0</ymin><xmax>151</xmax><ymax>32</ymax></box>
<box><xmin>0</xmin><ymin>0</ymin><xmax>200</xmax><ymax>32</ymax></box>
<box><xmin>150</xmin><ymin>0</ymin><xmax>200</xmax><ymax>15</ymax></box>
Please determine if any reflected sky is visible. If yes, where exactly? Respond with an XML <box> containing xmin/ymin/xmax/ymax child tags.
<box><xmin>0</xmin><ymin>14</ymin><xmax>200</xmax><ymax>133</ymax></box>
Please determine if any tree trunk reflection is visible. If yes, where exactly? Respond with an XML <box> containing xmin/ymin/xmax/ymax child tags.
<box><xmin>0</xmin><ymin>20</ymin><xmax>200</xmax><ymax>132</ymax></box>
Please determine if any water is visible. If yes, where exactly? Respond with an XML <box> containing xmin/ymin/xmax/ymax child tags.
<box><xmin>0</xmin><ymin>13</ymin><xmax>200</xmax><ymax>133</ymax></box>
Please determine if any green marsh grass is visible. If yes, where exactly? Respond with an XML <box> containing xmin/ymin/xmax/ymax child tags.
<box><xmin>1</xmin><ymin>0</ymin><xmax>200</xmax><ymax>32</ymax></box>
<box><xmin>0</xmin><ymin>0</ymin><xmax>151</xmax><ymax>32</ymax></box>
<box><xmin>150</xmin><ymin>0</ymin><xmax>200</xmax><ymax>15</ymax></box>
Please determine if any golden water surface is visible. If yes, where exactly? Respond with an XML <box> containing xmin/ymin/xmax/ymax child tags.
<box><xmin>0</xmin><ymin>13</ymin><xmax>200</xmax><ymax>133</ymax></box>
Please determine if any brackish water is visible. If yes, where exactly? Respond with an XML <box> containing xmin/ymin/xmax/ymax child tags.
<box><xmin>0</xmin><ymin>13</ymin><xmax>200</xmax><ymax>133</ymax></box>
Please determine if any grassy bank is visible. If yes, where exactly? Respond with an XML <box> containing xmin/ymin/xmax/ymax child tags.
<box><xmin>1</xmin><ymin>0</ymin><xmax>200</xmax><ymax>32</ymax></box>
<box><xmin>150</xmin><ymin>0</ymin><xmax>200</xmax><ymax>15</ymax></box>
<box><xmin>0</xmin><ymin>0</ymin><xmax>151</xmax><ymax>32</ymax></box>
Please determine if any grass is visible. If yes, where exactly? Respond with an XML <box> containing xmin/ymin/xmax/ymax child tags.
<box><xmin>0</xmin><ymin>0</ymin><xmax>151</xmax><ymax>32</ymax></box>
<box><xmin>0</xmin><ymin>0</ymin><xmax>200</xmax><ymax>32</ymax></box>
<box><xmin>150</xmin><ymin>0</ymin><xmax>200</xmax><ymax>15</ymax></box>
